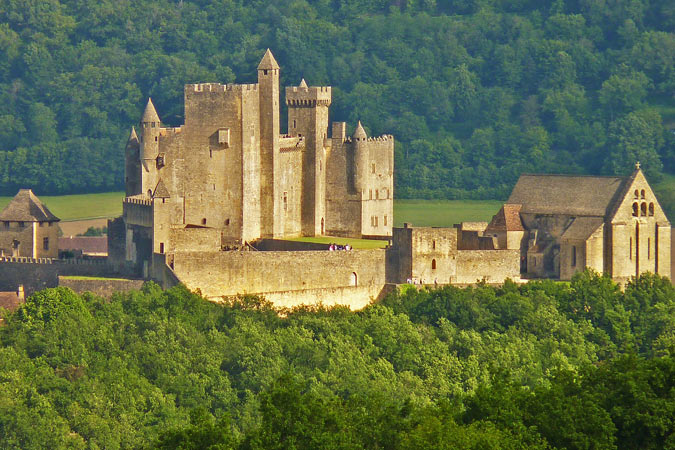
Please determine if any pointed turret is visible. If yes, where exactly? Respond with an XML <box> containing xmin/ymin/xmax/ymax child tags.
<box><xmin>353</xmin><ymin>121</ymin><xmax>367</xmax><ymax>140</ymax></box>
<box><xmin>142</xmin><ymin>98</ymin><xmax>160</xmax><ymax>124</ymax></box>
<box><xmin>258</xmin><ymin>49</ymin><xmax>280</xmax><ymax>71</ymax></box>
<box><xmin>299</xmin><ymin>78</ymin><xmax>308</xmax><ymax>89</ymax></box>
<box><xmin>127</xmin><ymin>127</ymin><xmax>139</xmax><ymax>146</ymax></box>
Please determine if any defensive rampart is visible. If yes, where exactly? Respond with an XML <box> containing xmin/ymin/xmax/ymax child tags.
<box><xmin>169</xmin><ymin>249</ymin><xmax>387</xmax><ymax>308</ymax></box>
<box><xmin>455</xmin><ymin>250</ymin><xmax>521</xmax><ymax>284</ymax></box>
<box><xmin>58</xmin><ymin>277</ymin><xmax>145</xmax><ymax>298</ymax></box>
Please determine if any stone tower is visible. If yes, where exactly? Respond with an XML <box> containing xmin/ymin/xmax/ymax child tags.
<box><xmin>125</xmin><ymin>127</ymin><xmax>141</xmax><ymax>197</ymax></box>
<box><xmin>140</xmin><ymin>98</ymin><xmax>161</xmax><ymax>198</ymax></box>
<box><xmin>258</xmin><ymin>49</ymin><xmax>281</xmax><ymax>238</ymax></box>
<box><xmin>286</xmin><ymin>79</ymin><xmax>332</xmax><ymax>236</ymax></box>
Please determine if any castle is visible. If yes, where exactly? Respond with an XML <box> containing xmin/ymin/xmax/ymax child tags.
<box><xmin>104</xmin><ymin>50</ymin><xmax>671</xmax><ymax>307</ymax></box>
<box><xmin>118</xmin><ymin>49</ymin><xmax>393</xmax><ymax>279</ymax></box>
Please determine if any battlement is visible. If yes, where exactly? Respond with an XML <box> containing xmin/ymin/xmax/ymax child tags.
<box><xmin>124</xmin><ymin>196</ymin><xmax>152</xmax><ymax>206</ymax></box>
<box><xmin>159</xmin><ymin>127</ymin><xmax>183</xmax><ymax>136</ymax></box>
<box><xmin>187</xmin><ymin>82</ymin><xmax>259</xmax><ymax>93</ymax></box>
<box><xmin>343</xmin><ymin>135</ymin><xmax>394</xmax><ymax>144</ymax></box>
<box><xmin>279</xmin><ymin>135</ymin><xmax>305</xmax><ymax>150</ymax></box>
<box><xmin>285</xmin><ymin>85</ymin><xmax>331</xmax><ymax>107</ymax></box>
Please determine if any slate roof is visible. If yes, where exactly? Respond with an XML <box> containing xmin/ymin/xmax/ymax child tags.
<box><xmin>58</xmin><ymin>236</ymin><xmax>108</xmax><ymax>254</ymax></box>
<box><xmin>486</xmin><ymin>204</ymin><xmax>524</xmax><ymax>231</ymax></box>
<box><xmin>0</xmin><ymin>189</ymin><xmax>60</xmax><ymax>222</ymax></box>
<box><xmin>561</xmin><ymin>217</ymin><xmax>604</xmax><ymax>241</ymax></box>
<box><xmin>508</xmin><ymin>174</ymin><xmax>629</xmax><ymax>217</ymax></box>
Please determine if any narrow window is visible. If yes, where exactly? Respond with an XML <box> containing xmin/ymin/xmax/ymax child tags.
<box><xmin>376</xmin><ymin>190</ymin><xmax>379</xmax><ymax>200</ymax></box>
<box><xmin>283</xmin><ymin>192</ymin><xmax>288</xmax><ymax>211</ymax></box>
<box><xmin>641</xmin><ymin>189</ymin><xmax>646</xmax><ymax>199</ymax></box>
<box><xmin>154</xmin><ymin>136</ymin><xmax>158</xmax><ymax>141</ymax></box>
<box><xmin>375</xmin><ymin>216</ymin><xmax>378</xmax><ymax>227</ymax></box>
<box><xmin>369</xmin><ymin>189</ymin><xmax>372</xmax><ymax>200</ymax></box>
<box><xmin>634</xmin><ymin>189</ymin><xmax>639</xmax><ymax>199</ymax></box>
<box><xmin>43</xmin><ymin>237</ymin><xmax>49</xmax><ymax>251</ymax></box>
<box><xmin>225</xmin><ymin>219</ymin><xmax>230</xmax><ymax>226</ymax></box>
<box><xmin>432</xmin><ymin>259</ymin><xmax>437</xmax><ymax>270</ymax></box>
<box><xmin>371</xmin><ymin>163</ymin><xmax>376</xmax><ymax>174</ymax></box>
<box><xmin>432</xmin><ymin>240</ymin><xmax>436</xmax><ymax>250</ymax></box>
<box><xmin>649</xmin><ymin>203</ymin><xmax>654</xmax><ymax>216</ymax></box>
<box><xmin>571</xmin><ymin>246</ymin><xmax>576</xmax><ymax>267</ymax></box>
<box><xmin>159</xmin><ymin>242</ymin><xmax>164</xmax><ymax>254</ymax></box>
<box><xmin>384</xmin><ymin>215</ymin><xmax>387</xmax><ymax>226</ymax></box>
<box><xmin>201</xmin><ymin>218</ymin><xmax>207</xmax><ymax>225</ymax></box>
<box><xmin>209</xmin><ymin>150</ymin><xmax>213</xmax><ymax>158</ymax></box>
<box><xmin>641</xmin><ymin>203</ymin><xmax>647</xmax><ymax>216</ymax></box>
<box><xmin>263</xmin><ymin>69</ymin><xmax>268</xmax><ymax>75</ymax></box>
<box><xmin>293</xmin><ymin>119</ymin><xmax>296</xmax><ymax>129</ymax></box>
<box><xmin>148</xmin><ymin>189</ymin><xmax>152</xmax><ymax>198</ymax></box>
<box><xmin>350</xmin><ymin>272</ymin><xmax>358</xmax><ymax>287</ymax></box>
<box><xmin>632</xmin><ymin>203</ymin><xmax>639</xmax><ymax>217</ymax></box>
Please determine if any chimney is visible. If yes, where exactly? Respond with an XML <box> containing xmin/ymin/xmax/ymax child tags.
<box><xmin>17</xmin><ymin>285</ymin><xmax>24</xmax><ymax>301</ymax></box>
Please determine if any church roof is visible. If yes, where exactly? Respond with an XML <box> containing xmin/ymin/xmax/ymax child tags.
<box><xmin>508</xmin><ymin>174</ymin><xmax>629</xmax><ymax>217</ymax></box>
<box><xmin>258</xmin><ymin>49</ymin><xmax>280</xmax><ymax>70</ymax></box>
<box><xmin>486</xmin><ymin>204</ymin><xmax>524</xmax><ymax>231</ymax></box>
<box><xmin>561</xmin><ymin>217</ymin><xmax>604</xmax><ymax>241</ymax></box>
<box><xmin>0</xmin><ymin>189</ymin><xmax>59</xmax><ymax>222</ymax></box>
<box><xmin>153</xmin><ymin>179</ymin><xmax>170</xmax><ymax>198</ymax></box>
<box><xmin>142</xmin><ymin>98</ymin><xmax>160</xmax><ymax>123</ymax></box>
<box><xmin>353</xmin><ymin>121</ymin><xmax>367</xmax><ymax>139</ymax></box>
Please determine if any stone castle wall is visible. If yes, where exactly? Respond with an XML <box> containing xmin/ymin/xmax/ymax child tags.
<box><xmin>455</xmin><ymin>250</ymin><xmax>521</xmax><ymax>284</ymax></box>
<box><xmin>58</xmin><ymin>277</ymin><xmax>145</xmax><ymax>298</ymax></box>
<box><xmin>169</xmin><ymin>249</ymin><xmax>387</xmax><ymax>307</ymax></box>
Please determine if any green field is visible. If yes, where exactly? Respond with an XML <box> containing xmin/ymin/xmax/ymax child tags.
<box><xmin>394</xmin><ymin>199</ymin><xmax>502</xmax><ymax>227</ymax></box>
<box><xmin>0</xmin><ymin>191</ymin><xmax>503</xmax><ymax>229</ymax></box>
<box><xmin>0</xmin><ymin>191</ymin><xmax>124</xmax><ymax>221</ymax></box>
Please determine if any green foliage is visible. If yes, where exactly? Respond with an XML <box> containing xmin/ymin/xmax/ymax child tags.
<box><xmin>0</xmin><ymin>1</ymin><xmax>673</xmax><ymax>197</ymax></box>
<box><xmin>0</xmin><ymin>272</ymin><xmax>674</xmax><ymax>447</ymax></box>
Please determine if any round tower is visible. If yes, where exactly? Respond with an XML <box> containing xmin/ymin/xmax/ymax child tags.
<box><xmin>125</xmin><ymin>127</ymin><xmax>141</xmax><ymax>196</ymax></box>
<box><xmin>353</xmin><ymin>121</ymin><xmax>368</xmax><ymax>192</ymax></box>
<box><xmin>140</xmin><ymin>98</ymin><xmax>161</xmax><ymax>197</ymax></box>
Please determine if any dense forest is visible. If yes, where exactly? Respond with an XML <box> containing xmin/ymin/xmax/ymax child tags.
<box><xmin>1</xmin><ymin>272</ymin><xmax>674</xmax><ymax>448</ymax></box>
<box><xmin>0</xmin><ymin>0</ymin><xmax>674</xmax><ymax>203</ymax></box>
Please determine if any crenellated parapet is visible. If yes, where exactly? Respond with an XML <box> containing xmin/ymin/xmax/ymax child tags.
<box><xmin>285</xmin><ymin>86</ymin><xmax>331</xmax><ymax>107</ymax></box>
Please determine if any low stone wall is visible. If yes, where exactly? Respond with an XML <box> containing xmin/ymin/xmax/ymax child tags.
<box><xmin>455</xmin><ymin>249</ymin><xmax>521</xmax><ymax>284</ymax></box>
<box><xmin>233</xmin><ymin>285</ymin><xmax>386</xmax><ymax>310</ymax></box>
<box><xmin>171</xmin><ymin>249</ymin><xmax>387</xmax><ymax>308</ymax></box>
<box><xmin>58</xmin><ymin>277</ymin><xmax>145</xmax><ymax>298</ymax></box>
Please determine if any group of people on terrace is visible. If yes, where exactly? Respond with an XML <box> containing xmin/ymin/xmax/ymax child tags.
<box><xmin>328</xmin><ymin>243</ymin><xmax>352</xmax><ymax>251</ymax></box>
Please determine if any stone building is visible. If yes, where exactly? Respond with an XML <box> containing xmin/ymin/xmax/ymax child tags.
<box><xmin>119</xmin><ymin>50</ymin><xmax>394</xmax><ymax>275</ymax></box>
<box><xmin>489</xmin><ymin>164</ymin><xmax>671</xmax><ymax>282</ymax></box>
<box><xmin>0</xmin><ymin>189</ymin><xmax>60</xmax><ymax>258</ymax></box>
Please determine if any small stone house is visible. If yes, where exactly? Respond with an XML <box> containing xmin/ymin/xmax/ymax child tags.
<box><xmin>502</xmin><ymin>165</ymin><xmax>671</xmax><ymax>282</ymax></box>
<box><xmin>0</xmin><ymin>189</ymin><xmax>60</xmax><ymax>258</ymax></box>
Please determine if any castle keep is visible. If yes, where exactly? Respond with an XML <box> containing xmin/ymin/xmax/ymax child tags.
<box><xmin>120</xmin><ymin>49</ymin><xmax>393</xmax><ymax>277</ymax></box>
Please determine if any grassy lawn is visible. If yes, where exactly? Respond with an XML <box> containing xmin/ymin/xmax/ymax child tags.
<box><xmin>0</xmin><ymin>191</ymin><xmax>124</xmax><ymax>221</ymax></box>
<box><xmin>288</xmin><ymin>236</ymin><xmax>388</xmax><ymax>249</ymax></box>
<box><xmin>394</xmin><ymin>199</ymin><xmax>502</xmax><ymax>228</ymax></box>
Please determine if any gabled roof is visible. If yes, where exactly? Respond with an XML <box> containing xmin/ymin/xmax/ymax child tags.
<box><xmin>258</xmin><ymin>49</ymin><xmax>280</xmax><ymax>70</ymax></box>
<box><xmin>153</xmin><ymin>179</ymin><xmax>170</xmax><ymax>198</ymax></box>
<box><xmin>508</xmin><ymin>174</ymin><xmax>629</xmax><ymax>217</ymax></box>
<box><xmin>58</xmin><ymin>236</ymin><xmax>108</xmax><ymax>254</ymax></box>
<box><xmin>0</xmin><ymin>189</ymin><xmax>59</xmax><ymax>222</ymax></box>
<box><xmin>486</xmin><ymin>204</ymin><xmax>524</xmax><ymax>232</ymax></box>
<box><xmin>142</xmin><ymin>98</ymin><xmax>160</xmax><ymax>123</ymax></box>
<box><xmin>561</xmin><ymin>217</ymin><xmax>604</xmax><ymax>241</ymax></box>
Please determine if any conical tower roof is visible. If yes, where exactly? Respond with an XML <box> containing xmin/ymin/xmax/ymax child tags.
<box><xmin>0</xmin><ymin>189</ymin><xmax>59</xmax><ymax>222</ymax></box>
<box><xmin>258</xmin><ymin>49</ymin><xmax>280</xmax><ymax>70</ymax></box>
<box><xmin>299</xmin><ymin>78</ymin><xmax>308</xmax><ymax>89</ymax></box>
<box><xmin>142</xmin><ymin>98</ymin><xmax>160</xmax><ymax>123</ymax></box>
<box><xmin>127</xmin><ymin>127</ymin><xmax>139</xmax><ymax>145</ymax></box>
<box><xmin>353</xmin><ymin>121</ymin><xmax>367</xmax><ymax>140</ymax></box>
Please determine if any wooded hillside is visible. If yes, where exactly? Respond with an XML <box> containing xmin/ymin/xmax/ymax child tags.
<box><xmin>0</xmin><ymin>0</ymin><xmax>674</xmax><ymax>199</ymax></box>
<box><xmin>1</xmin><ymin>272</ymin><xmax>674</xmax><ymax>448</ymax></box>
